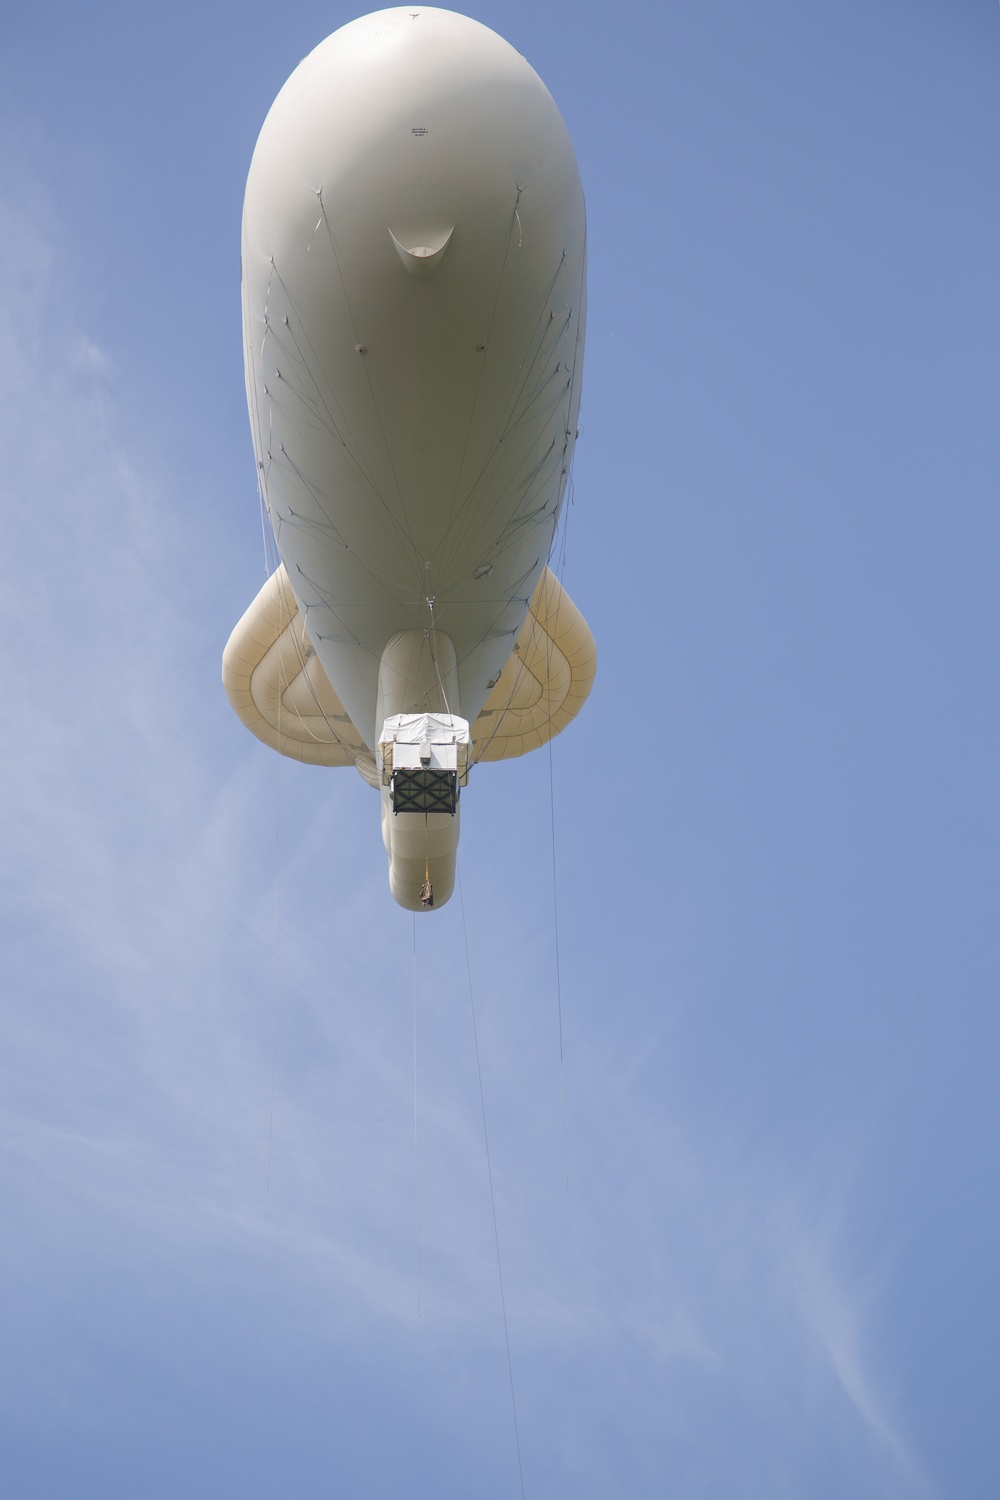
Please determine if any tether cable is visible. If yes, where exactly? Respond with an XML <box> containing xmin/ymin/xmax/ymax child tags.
<box><xmin>458</xmin><ymin>867</ymin><xmax>526</xmax><ymax>1500</ymax></box>
<box><xmin>262</xmin><ymin>496</ymin><xmax>282</xmax><ymax>1195</ymax></box>
<box><xmin>412</xmin><ymin>912</ymin><xmax>422</xmax><ymax>1313</ymax></box>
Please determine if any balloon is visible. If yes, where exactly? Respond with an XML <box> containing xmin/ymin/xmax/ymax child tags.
<box><xmin>225</xmin><ymin>8</ymin><xmax>594</xmax><ymax>909</ymax></box>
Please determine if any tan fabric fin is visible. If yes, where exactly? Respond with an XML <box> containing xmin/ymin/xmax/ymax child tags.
<box><xmin>222</xmin><ymin>566</ymin><xmax>370</xmax><ymax>769</ymax></box>
<box><xmin>471</xmin><ymin>568</ymin><xmax>597</xmax><ymax>761</ymax></box>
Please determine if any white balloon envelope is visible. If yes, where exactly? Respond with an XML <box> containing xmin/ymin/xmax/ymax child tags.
<box><xmin>225</xmin><ymin>7</ymin><xmax>595</xmax><ymax>909</ymax></box>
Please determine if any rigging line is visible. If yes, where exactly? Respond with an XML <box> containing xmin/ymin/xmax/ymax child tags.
<box><xmin>490</xmin><ymin>277</ymin><xmax>571</xmax><ymax>444</ymax></box>
<box><xmin>442</xmin><ymin>352</ymin><xmax>572</xmax><ymax>573</ymax></box>
<box><xmin>427</xmin><ymin>327</ymin><xmax>569</xmax><ymax>589</ymax></box>
<box><xmin>266</xmin><ymin>338</ymin><xmax>332</xmax><ymax>432</ymax></box>
<box><xmin>457</xmin><ymin>867</ymin><xmax>526</xmax><ymax>1500</ymax></box>
<box><xmin>272</xmin><ymin>449</ymin><xmax>416</xmax><ymax>603</ymax></box>
<box><xmin>435</xmin><ymin>214</ymin><xmax>567</xmax><ymax>586</ymax></box>
<box><xmin>265</xmin><ymin>340</ymin><xmax>406</xmax><ymax>554</ymax></box>
<box><xmin>265</xmin><ymin>508</ymin><xmax>282</xmax><ymax>1196</ymax></box>
<box><xmin>469</xmin><ymin>631</ymin><xmax>536</xmax><ymax>766</ymax></box>
<box><xmin>547</xmin><ymin>419</ymin><xmax>576</xmax><ymax>588</ymax></box>
<box><xmin>449</xmin><ymin>254</ymin><xmax>570</xmax><ymax>539</ymax></box>
<box><xmin>431</xmin><ymin>412</ymin><xmax>526</xmax><ymax>572</ymax></box>
<box><xmin>248</xmin><ymin>342</ymin><xmax>274</xmax><ymax>540</ymax></box>
<box><xmin>546</xmin><ymin>492</ymin><xmax>570</xmax><ymax>581</ymax></box>
<box><xmin>455</xmin><ymin>581</ymin><xmax>553</xmax><ymax>768</ymax></box>
<box><xmin>412</xmin><ymin>912</ymin><xmax>422</xmax><ymax>1315</ymax></box>
<box><xmin>259</xmin><ymin>370</ymin><xmax>424</xmax><ymax>627</ymax></box>
<box><xmin>469</xmin><ymin>646</ymin><xmax>557</xmax><ymax>764</ymax></box>
<box><xmin>490</xmin><ymin>314</ymin><xmax>572</xmax><ymax>458</ymax></box>
<box><xmin>453</xmin><ymin>593</ymin><xmax>521</xmax><ymax>666</ymax></box>
<box><xmin>469</xmin><ymin>428</ymin><xmax>561</xmax><ymax>536</ymax></box>
<box><xmin>437</xmin><ymin>189</ymin><xmax>525</xmax><ymax>560</ymax></box>
<box><xmin>265</xmin><ymin>264</ymin><xmax>400</xmax><ymax>526</ymax></box>
<box><xmin>548</xmin><ymin>733</ymin><xmax>568</xmax><ymax>1191</ymax></box>
<box><xmin>258</xmin><ymin>480</ymin><xmax>276</xmax><ymax>578</ymax></box>
<box><xmin>267</xmin><ymin>748</ymin><xmax>279</xmax><ymax>1193</ymax></box>
<box><xmin>260</xmin><ymin>360</ymin><xmax>328</xmax><ymax>436</ymax></box>
<box><xmin>426</xmin><ymin>598</ymin><xmax>453</xmax><ymax>718</ymax></box>
<box><xmin>454</xmin><ymin>439</ymin><xmax>561</xmax><ymax>565</ymax></box>
<box><xmin>269</xmin><ymin>567</ymin><xmax>357</xmax><ymax>756</ymax></box>
<box><xmin>315</xmin><ymin>193</ymin><xmax>422</xmax><ymax>576</ymax></box>
<box><xmin>498</xmin><ymin>359</ymin><xmax>572</xmax><ymax>444</ymax></box>
<box><xmin>278</xmin><ymin>503</ymin><xmax>418</xmax><ymax>603</ymax></box>
<box><xmin>473</xmin><ymin>569</ymin><xmax>566</xmax><ymax>761</ymax></box>
<box><xmin>422</xmin><ymin>261</ymin><xmax>569</xmax><ymax>582</ymax></box>
<box><xmin>270</xmin><ymin>308</ymin><xmax>364</xmax><ymax>449</ymax></box>
<box><xmin>267</xmin><ymin>360</ymin><xmax>405</xmax><ymax>549</ymax></box>
<box><xmin>261</xmin><ymin>578</ymin><xmax>339</xmax><ymax>748</ymax></box>
<box><xmin>255</xmin><ymin>260</ymin><xmax>278</xmax><ymax>471</ymax></box>
<box><xmin>435</xmin><ymin>256</ymin><xmax>571</xmax><ymax>575</ymax></box>
<box><xmin>288</xmin><ymin>563</ymin><xmax>369</xmax><ymax>652</ymax></box>
<box><xmin>545</xmin><ymin>506</ymin><xmax>571</xmax><ymax>1189</ymax></box>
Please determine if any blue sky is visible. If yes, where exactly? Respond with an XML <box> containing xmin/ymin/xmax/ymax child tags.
<box><xmin>1</xmin><ymin>2</ymin><xmax>997</xmax><ymax>1496</ymax></box>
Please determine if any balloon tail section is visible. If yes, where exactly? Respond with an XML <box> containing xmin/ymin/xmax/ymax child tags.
<box><xmin>224</xmin><ymin>563</ymin><xmax>594</xmax><ymax>911</ymax></box>
<box><xmin>224</xmin><ymin>564</ymin><xmax>594</xmax><ymax>773</ymax></box>
<box><xmin>223</xmin><ymin>563</ymin><xmax>594</xmax><ymax>910</ymax></box>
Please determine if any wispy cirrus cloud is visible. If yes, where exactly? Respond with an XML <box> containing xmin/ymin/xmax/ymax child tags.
<box><xmin>0</xmin><ymin>155</ymin><xmax>929</xmax><ymax>1500</ymax></box>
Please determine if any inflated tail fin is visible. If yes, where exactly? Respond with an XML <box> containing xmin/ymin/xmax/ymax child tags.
<box><xmin>221</xmin><ymin>567</ymin><xmax>371</xmax><ymax>771</ymax></box>
<box><xmin>471</xmin><ymin>568</ymin><xmax>596</xmax><ymax>761</ymax></box>
<box><xmin>222</xmin><ymin>565</ymin><xmax>595</xmax><ymax>769</ymax></box>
